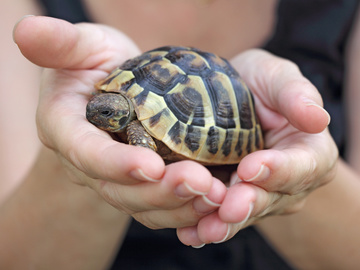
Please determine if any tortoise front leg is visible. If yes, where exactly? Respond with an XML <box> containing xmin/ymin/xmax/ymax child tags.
<box><xmin>126</xmin><ymin>120</ymin><xmax>157</xmax><ymax>151</ymax></box>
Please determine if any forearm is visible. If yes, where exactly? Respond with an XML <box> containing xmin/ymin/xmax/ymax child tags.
<box><xmin>1</xmin><ymin>0</ymin><xmax>43</xmax><ymax>202</ymax></box>
<box><xmin>257</xmin><ymin>158</ymin><xmax>360</xmax><ymax>269</ymax></box>
<box><xmin>0</xmin><ymin>148</ymin><xmax>130</xmax><ymax>270</ymax></box>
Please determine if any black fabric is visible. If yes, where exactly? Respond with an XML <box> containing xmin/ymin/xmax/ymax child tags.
<box><xmin>37</xmin><ymin>0</ymin><xmax>359</xmax><ymax>269</ymax></box>
<box><xmin>113</xmin><ymin>221</ymin><xmax>293</xmax><ymax>270</ymax></box>
<box><xmin>37</xmin><ymin>0</ymin><xmax>91</xmax><ymax>23</ymax></box>
<box><xmin>264</xmin><ymin>0</ymin><xmax>360</xmax><ymax>155</ymax></box>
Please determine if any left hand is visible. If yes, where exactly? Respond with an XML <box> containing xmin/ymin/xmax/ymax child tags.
<box><xmin>177</xmin><ymin>49</ymin><xmax>338</xmax><ymax>247</ymax></box>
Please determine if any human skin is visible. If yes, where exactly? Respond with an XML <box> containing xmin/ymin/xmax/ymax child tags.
<box><xmin>14</xmin><ymin>16</ymin><xmax>336</xmax><ymax>246</ymax></box>
<box><xmin>1</xmin><ymin>0</ymin><xmax>349</xmax><ymax>267</ymax></box>
<box><xmin>0</xmin><ymin>147</ymin><xmax>130</xmax><ymax>269</ymax></box>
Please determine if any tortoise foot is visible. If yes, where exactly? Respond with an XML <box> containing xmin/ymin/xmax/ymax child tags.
<box><xmin>127</xmin><ymin>120</ymin><xmax>157</xmax><ymax>151</ymax></box>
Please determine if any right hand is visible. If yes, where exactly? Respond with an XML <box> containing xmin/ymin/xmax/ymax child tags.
<box><xmin>14</xmin><ymin>16</ymin><xmax>226</xmax><ymax>229</ymax></box>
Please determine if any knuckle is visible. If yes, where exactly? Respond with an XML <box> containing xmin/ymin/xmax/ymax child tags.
<box><xmin>146</xmin><ymin>195</ymin><xmax>167</xmax><ymax>209</ymax></box>
<box><xmin>281</xmin><ymin>198</ymin><xmax>307</xmax><ymax>215</ymax></box>
<box><xmin>99</xmin><ymin>183</ymin><xmax>135</xmax><ymax>215</ymax></box>
<box><xmin>260</xmin><ymin>193</ymin><xmax>307</xmax><ymax>217</ymax></box>
<box><xmin>132</xmin><ymin>214</ymin><xmax>164</xmax><ymax>230</ymax></box>
<box><xmin>264</xmin><ymin>54</ymin><xmax>300</xmax><ymax>79</ymax></box>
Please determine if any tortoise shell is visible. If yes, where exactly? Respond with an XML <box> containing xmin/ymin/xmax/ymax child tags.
<box><xmin>90</xmin><ymin>46</ymin><xmax>263</xmax><ymax>164</ymax></box>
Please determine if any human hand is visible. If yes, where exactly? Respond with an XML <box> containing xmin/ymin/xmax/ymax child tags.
<box><xmin>177</xmin><ymin>49</ymin><xmax>338</xmax><ymax>247</ymax></box>
<box><xmin>13</xmin><ymin>16</ymin><xmax>227</xmax><ymax>229</ymax></box>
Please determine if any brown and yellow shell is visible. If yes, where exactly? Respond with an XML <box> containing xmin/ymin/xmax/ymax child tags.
<box><xmin>96</xmin><ymin>46</ymin><xmax>263</xmax><ymax>164</ymax></box>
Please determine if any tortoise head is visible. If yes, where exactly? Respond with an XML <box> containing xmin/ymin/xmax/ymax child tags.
<box><xmin>86</xmin><ymin>92</ymin><xmax>136</xmax><ymax>132</ymax></box>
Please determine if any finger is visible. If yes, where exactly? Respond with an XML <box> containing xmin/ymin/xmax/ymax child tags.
<box><xmin>235</xmin><ymin>132</ymin><xmax>338</xmax><ymax>194</ymax></box>
<box><xmin>177</xmin><ymin>212</ymin><xmax>228</xmax><ymax>246</ymax></box>
<box><xmin>176</xmin><ymin>178</ymin><xmax>227</xmax><ymax>246</ymax></box>
<box><xmin>13</xmin><ymin>15</ymin><xmax>140</xmax><ymax>70</ymax></box>
<box><xmin>213</xmin><ymin>184</ymin><xmax>308</xmax><ymax>244</ymax></box>
<box><xmin>192</xmin><ymin>184</ymin><xmax>277</xmax><ymax>244</ymax></box>
<box><xmin>178</xmin><ymin>172</ymin><xmax>305</xmax><ymax>246</ymax></box>
<box><xmin>220</xmin><ymin>181</ymin><xmax>309</xmax><ymax>222</ymax></box>
<box><xmin>177</xmin><ymin>212</ymin><xmax>241</xmax><ymax>246</ymax></box>
<box><xmin>218</xmin><ymin>183</ymin><xmax>277</xmax><ymax>223</ymax></box>
<box><xmin>197</xmin><ymin>212</ymin><xmax>229</xmax><ymax>244</ymax></box>
<box><xmin>132</xmin><ymin>200</ymin><xmax>202</xmax><ymax>230</ymax></box>
<box><xmin>63</xmin><ymin>135</ymin><xmax>166</xmax><ymax>184</ymax></box>
<box><xmin>177</xmin><ymin>212</ymin><xmax>229</xmax><ymax>245</ymax></box>
<box><xmin>95</xmin><ymin>161</ymin><xmax>214</xmax><ymax>213</ymax></box>
<box><xmin>192</xmin><ymin>177</ymin><xmax>226</xmax><ymax>214</ymax></box>
<box><xmin>231</xmin><ymin>49</ymin><xmax>330</xmax><ymax>134</ymax></box>
<box><xmin>176</xmin><ymin>226</ymin><xmax>204</xmax><ymax>248</ymax></box>
<box><xmin>125</xmin><ymin>176</ymin><xmax>226</xmax><ymax>230</ymax></box>
<box><xmin>138</xmin><ymin>179</ymin><xmax>227</xmax><ymax>229</ymax></box>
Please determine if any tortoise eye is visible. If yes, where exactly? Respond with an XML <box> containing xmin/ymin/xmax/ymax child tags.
<box><xmin>100</xmin><ymin>110</ymin><xmax>114</xmax><ymax>118</ymax></box>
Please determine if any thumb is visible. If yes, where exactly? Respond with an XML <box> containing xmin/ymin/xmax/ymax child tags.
<box><xmin>13</xmin><ymin>16</ymin><xmax>140</xmax><ymax>71</ymax></box>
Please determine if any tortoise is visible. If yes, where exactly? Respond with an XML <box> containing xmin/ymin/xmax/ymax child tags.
<box><xmin>86</xmin><ymin>46</ymin><xmax>263</xmax><ymax>165</ymax></box>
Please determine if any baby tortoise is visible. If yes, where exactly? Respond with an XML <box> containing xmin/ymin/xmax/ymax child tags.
<box><xmin>86</xmin><ymin>46</ymin><xmax>263</xmax><ymax>165</ymax></box>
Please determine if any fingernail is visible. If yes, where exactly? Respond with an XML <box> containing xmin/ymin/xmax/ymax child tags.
<box><xmin>175</xmin><ymin>182</ymin><xmax>207</xmax><ymax>198</ymax></box>
<box><xmin>13</xmin><ymin>15</ymin><xmax>35</xmax><ymax>43</ymax></box>
<box><xmin>193</xmin><ymin>195</ymin><xmax>221</xmax><ymax>214</ymax></box>
<box><xmin>130</xmin><ymin>168</ymin><xmax>160</xmax><ymax>182</ymax></box>
<box><xmin>238</xmin><ymin>202</ymin><xmax>254</xmax><ymax>227</ymax></box>
<box><xmin>230</xmin><ymin>176</ymin><xmax>243</xmax><ymax>186</ymax></box>
<box><xmin>202</xmin><ymin>195</ymin><xmax>221</xmax><ymax>207</ymax></box>
<box><xmin>303</xmin><ymin>99</ymin><xmax>331</xmax><ymax>126</ymax></box>
<box><xmin>243</xmin><ymin>164</ymin><xmax>270</xmax><ymax>182</ymax></box>
<box><xmin>213</xmin><ymin>224</ymin><xmax>231</xmax><ymax>244</ymax></box>
<box><xmin>213</xmin><ymin>203</ymin><xmax>253</xmax><ymax>244</ymax></box>
<box><xmin>192</xmin><ymin>243</ymin><xmax>206</xmax><ymax>249</ymax></box>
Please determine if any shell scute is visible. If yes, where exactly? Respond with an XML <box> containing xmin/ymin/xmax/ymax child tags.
<box><xmin>94</xmin><ymin>46</ymin><xmax>263</xmax><ymax>164</ymax></box>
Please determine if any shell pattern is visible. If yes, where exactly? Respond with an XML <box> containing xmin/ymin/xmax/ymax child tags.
<box><xmin>96</xmin><ymin>46</ymin><xmax>263</xmax><ymax>164</ymax></box>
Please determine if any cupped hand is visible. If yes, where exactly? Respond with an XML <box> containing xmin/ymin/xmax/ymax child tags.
<box><xmin>177</xmin><ymin>49</ymin><xmax>338</xmax><ymax>247</ymax></box>
<box><xmin>13</xmin><ymin>16</ymin><xmax>226</xmax><ymax>229</ymax></box>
